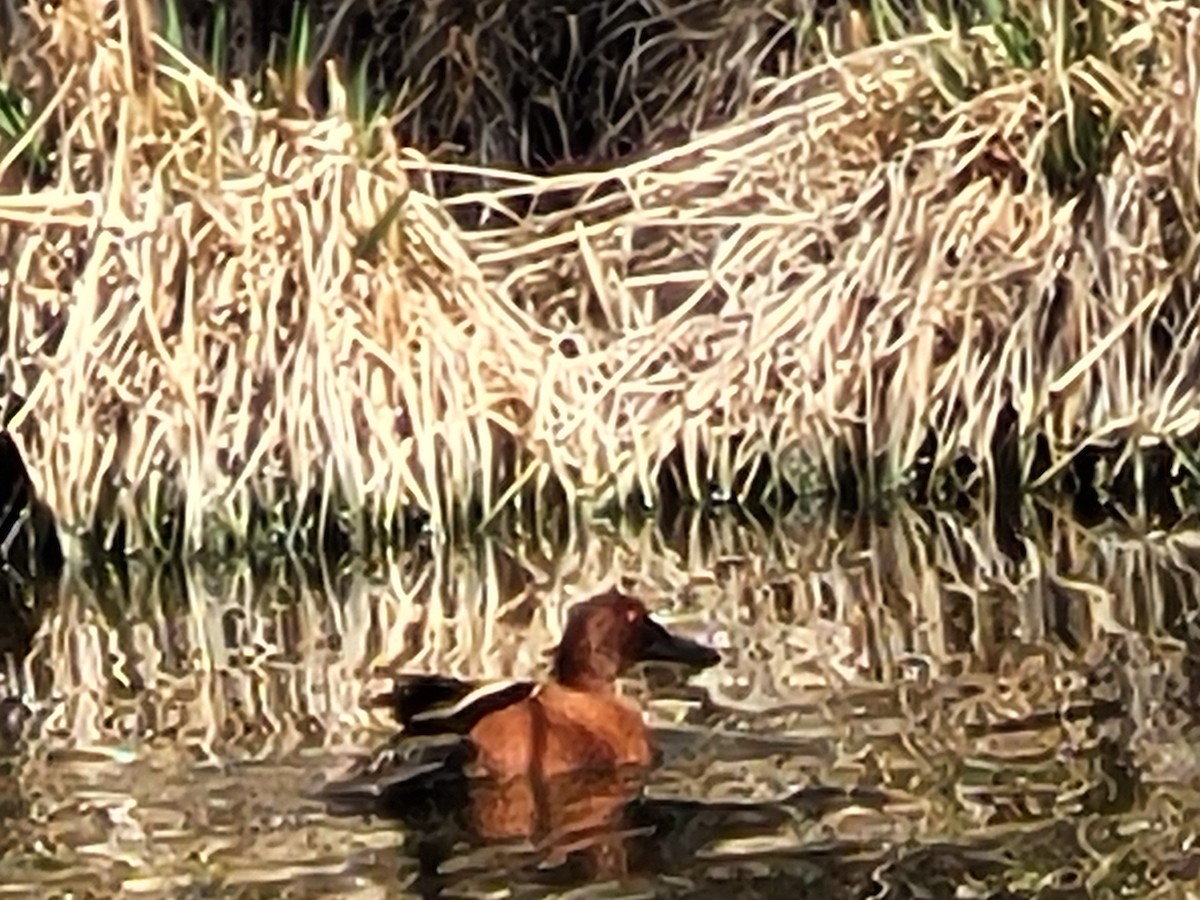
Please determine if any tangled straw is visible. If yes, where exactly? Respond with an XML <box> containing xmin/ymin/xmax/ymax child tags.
<box><xmin>0</xmin><ymin>0</ymin><xmax>1198</xmax><ymax>554</ymax></box>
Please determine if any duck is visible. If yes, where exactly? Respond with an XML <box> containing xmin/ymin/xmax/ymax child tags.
<box><xmin>323</xmin><ymin>589</ymin><xmax>720</xmax><ymax>843</ymax></box>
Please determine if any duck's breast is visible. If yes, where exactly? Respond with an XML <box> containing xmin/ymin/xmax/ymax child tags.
<box><xmin>535</xmin><ymin>685</ymin><xmax>652</xmax><ymax>778</ymax></box>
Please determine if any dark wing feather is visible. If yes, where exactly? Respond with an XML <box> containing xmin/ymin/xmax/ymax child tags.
<box><xmin>369</xmin><ymin>673</ymin><xmax>537</xmax><ymax>736</ymax></box>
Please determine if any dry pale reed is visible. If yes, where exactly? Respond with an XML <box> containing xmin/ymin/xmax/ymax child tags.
<box><xmin>0</xmin><ymin>1</ymin><xmax>1197</xmax><ymax>554</ymax></box>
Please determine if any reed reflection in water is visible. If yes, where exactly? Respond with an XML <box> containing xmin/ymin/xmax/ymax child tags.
<box><xmin>1</xmin><ymin>506</ymin><xmax>1199</xmax><ymax>897</ymax></box>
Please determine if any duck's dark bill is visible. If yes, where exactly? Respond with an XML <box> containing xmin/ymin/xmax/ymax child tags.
<box><xmin>638</xmin><ymin>616</ymin><xmax>721</xmax><ymax>668</ymax></box>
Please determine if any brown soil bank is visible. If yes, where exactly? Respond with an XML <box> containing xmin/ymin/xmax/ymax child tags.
<box><xmin>0</xmin><ymin>1</ymin><xmax>1197</xmax><ymax>555</ymax></box>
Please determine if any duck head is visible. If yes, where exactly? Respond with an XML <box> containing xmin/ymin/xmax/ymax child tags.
<box><xmin>552</xmin><ymin>589</ymin><xmax>720</xmax><ymax>689</ymax></box>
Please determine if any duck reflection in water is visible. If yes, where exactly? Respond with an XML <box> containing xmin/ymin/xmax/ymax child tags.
<box><xmin>324</xmin><ymin>589</ymin><xmax>723</xmax><ymax>876</ymax></box>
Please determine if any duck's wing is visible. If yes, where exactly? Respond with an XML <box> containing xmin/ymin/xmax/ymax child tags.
<box><xmin>369</xmin><ymin>673</ymin><xmax>537</xmax><ymax>736</ymax></box>
<box><xmin>324</xmin><ymin>675</ymin><xmax>537</xmax><ymax>820</ymax></box>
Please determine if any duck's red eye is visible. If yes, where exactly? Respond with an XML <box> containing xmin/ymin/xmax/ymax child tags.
<box><xmin>626</xmin><ymin>608</ymin><xmax>639</xmax><ymax>623</ymax></box>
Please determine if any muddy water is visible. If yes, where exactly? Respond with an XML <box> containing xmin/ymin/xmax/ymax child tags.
<box><xmin>0</xmin><ymin>508</ymin><xmax>1198</xmax><ymax>898</ymax></box>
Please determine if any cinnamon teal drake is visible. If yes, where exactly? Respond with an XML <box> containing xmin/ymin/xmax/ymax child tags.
<box><xmin>323</xmin><ymin>589</ymin><xmax>720</xmax><ymax>839</ymax></box>
<box><xmin>322</xmin><ymin>590</ymin><xmax>898</xmax><ymax>889</ymax></box>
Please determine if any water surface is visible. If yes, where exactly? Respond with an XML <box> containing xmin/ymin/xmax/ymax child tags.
<box><xmin>1</xmin><ymin>507</ymin><xmax>1198</xmax><ymax>898</ymax></box>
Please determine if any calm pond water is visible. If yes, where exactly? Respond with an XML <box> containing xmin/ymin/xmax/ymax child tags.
<box><xmin>1</xmin><ymin>507</ymin><xmax>1199</xmax><ymax>898</ymax></box>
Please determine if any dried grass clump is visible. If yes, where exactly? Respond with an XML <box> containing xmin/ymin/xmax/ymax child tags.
<box><xmin>456</xmin><ymin>0</ymin><xmax>1200</xmax><ymax>509</ymax></box>
<box><xmin>0</xmin><ymin>1</ymin><xmax>559</xmax><ymax>553</ymax></box>
<box><xmin>1</xmin><ymin>0</ymin><xmax>1199</xmax><ymax>553</ymax></box>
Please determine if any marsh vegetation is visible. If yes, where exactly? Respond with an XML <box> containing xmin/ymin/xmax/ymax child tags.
<box><xmin>2</xmin><ymin>0</ymin><xmax>1198</xmax><ymax>554</ymax></box>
